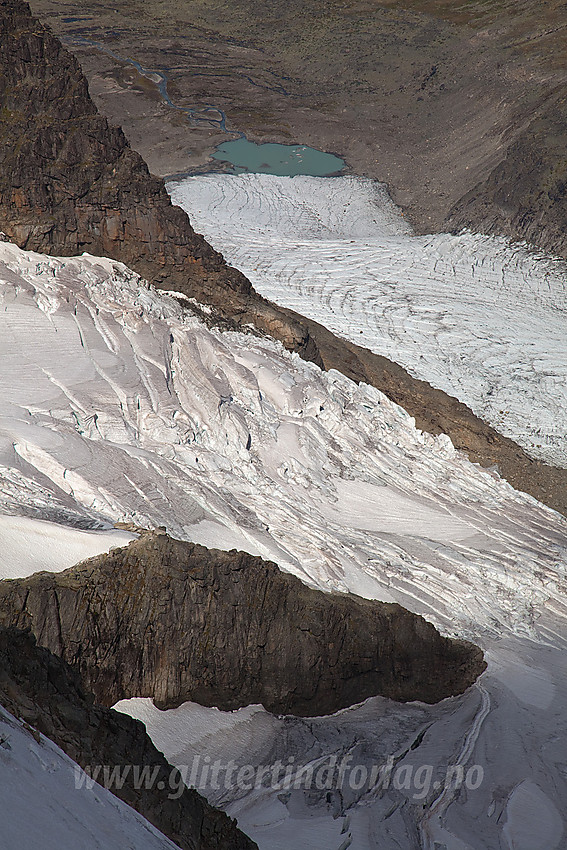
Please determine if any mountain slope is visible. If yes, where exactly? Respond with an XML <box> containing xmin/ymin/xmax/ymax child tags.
<box><xmin>1</xmin><ymin>0</ymin><xmax>567</xmax><ymax>518</ymax></box>
<box><xmin>0</xmin><ymin>626</ymin><xmax>256</xmax><ymax>850</ymax></box>
<box><xmin>0</xmin><ymin>0</ymin><xmax>317</xmax><ymax>359</ymax></box>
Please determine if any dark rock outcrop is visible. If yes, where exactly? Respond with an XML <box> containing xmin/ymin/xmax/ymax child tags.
<box><xmin>0</xmin><ymin>531</ymin><xmax>486</xmax><ymax>713</ymax></box>
<box><xmin>0</xmin><ymin>626</ymin><xmax>257</xmax><ymax>850</ymax></box>
<box><xmin>447</xmin><ymin>102</ymin><xmax>567</xmax><ymax>259</ymax></box>
<box><xmin>0</xmin><ymin>0</ymin><xmax>316</xmax><ymax>358</ymax></box>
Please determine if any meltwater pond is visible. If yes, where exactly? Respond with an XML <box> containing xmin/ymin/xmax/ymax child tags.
<box><xmin>211</xmin><ymin>138</ymin><xmax>345</xmax><ymax>176</ymax></box>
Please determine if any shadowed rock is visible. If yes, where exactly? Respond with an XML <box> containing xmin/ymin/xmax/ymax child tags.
<box><xmin>0</xmin><ymin>626</ymin><xmax>257</xmax><ymax>850</ymax></box>
<box><xmin>0</xmin><ymin>531</ymin><xmax>486</xmax><ymax>714</ymax></box>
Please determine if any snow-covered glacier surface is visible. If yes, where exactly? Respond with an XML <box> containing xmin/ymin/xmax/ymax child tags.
<box><xmin>0</xmin><ymin>515</ymin><xmax>135</xmax><ymax>580</ymax></box>
<box><xmin>1</xmin><ymin>243</ymin><xmax>566</xmax><ymax>849</ymax></box>
<box><xmin>168</xmin><ymin>173</ymin><xmax>567</xmax><ymax>468</ymax></box>
<box><xmin>0</xmin><ymin>704</ymin><xmax>180</xmax><ymax>850</ymax></box>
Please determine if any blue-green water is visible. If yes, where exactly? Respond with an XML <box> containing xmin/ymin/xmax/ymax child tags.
<box><xmin>211</xmin><ymin>138</ymin><xmax>345</xmax><ymax>177</ymax></box>
<box><xmin>62</xmin><ymin>37</ymin><xmax>345</xmax><ymax>178</ymax></box>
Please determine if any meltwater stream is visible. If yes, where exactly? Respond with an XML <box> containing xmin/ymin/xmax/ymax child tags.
<box><xmin>63</xmin><ymin>36</ymin><xmax>345</xmax><ymax>177</ymax></box>
<box><xmin>63</xmin><ymin>34</ymin><xmax>230</xmax><ymax>132</ymax></box>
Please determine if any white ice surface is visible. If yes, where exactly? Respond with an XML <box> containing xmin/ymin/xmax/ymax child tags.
<box><xmin>502</xmin><ymin>779</ymin><xmax>564</xmax><ymax>850</ymax></box>
<box><xmin>168</xmin><ymin>173</ymin><xmax>567</xmax><ymax>467</ymax></box>
<box><xmin>0</xmin><ymin>515</ymin><xmax>135</xmax><ymax>579</ymax></box>
<box><xmin>0</xmin><ymin>704</ymin><xmax>180</xmax><ymax>850</ymax></box>
<box><xmin>1</xmin><ymin>241</ymin><xmax>565</xmax><ymax>641</ymax></box>
<box><xmin>0</xmin><ymin>242</ymin><xmax>566</xmax><ymax>849</ymax></box>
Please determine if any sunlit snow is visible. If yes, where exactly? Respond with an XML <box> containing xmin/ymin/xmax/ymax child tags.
<box><xmin>0</xmin><ymin>242</ymin><xmax>566</xmax><ymax>849</ymax></box>
<box><xmin>0</xmin><ymin>515</ymin><xmax>135</xmax><ymax>579</ymax></box>
<box><xmin>168</xmin><ymin>173</ymin><xmax>567</xmax><ymax>467</ymax></box>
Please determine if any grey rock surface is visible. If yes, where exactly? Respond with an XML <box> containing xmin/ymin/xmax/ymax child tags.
<box><xmin>0</xmin><ymin>531</ymin><xmax>486</xmax><ymax>713</ymax></box>
<box><xmin>0</xmin><ymin>626</ymin><xmax>257</xmax><ymax>850</ymax></box>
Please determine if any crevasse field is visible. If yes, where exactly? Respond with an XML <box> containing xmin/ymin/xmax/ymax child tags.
<box><xmin>1</xmin><ymin>235</ymin><xmax>566</xmax><ymax>848</ymax></box>
<box><xmin>168</xmin><ymin>174</ymin><xmax>567</xmax><ymax>468</ymax></box>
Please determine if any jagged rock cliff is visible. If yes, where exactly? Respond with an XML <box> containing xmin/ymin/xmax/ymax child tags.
<box><xmin>0</xmin><ymin>531</ymin><xmax>486</xmax><ymax>713</ymax></box>
<box><xmin>0</xmin><ymin>626</ymin><xmax>256</xmax><ymax>850</ymax></box>
<box><xmin>0</xmin><ymin>0</ymin><xmax>316</xmax><ymax>357</ymax></box>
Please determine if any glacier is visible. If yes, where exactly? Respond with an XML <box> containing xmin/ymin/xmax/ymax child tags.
<box><xmin>0</xmin><ymin>240</ymin><xmax>566</xmax><ymax>848</ymax></box>
<box><xmin>168</xmin><ymin>173</ymin><xmax>567</xmax><ymax>468</ymax></box>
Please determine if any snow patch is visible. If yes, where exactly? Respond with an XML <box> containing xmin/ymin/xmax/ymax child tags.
<box><xmin>0</xmin><ymin>515</ymin><xmax>135</xmax><ymax>580</ymax></box>
<box><xmin>0</xmin><ymin>704</ymin><xmax>180</xmax><ymax>850</ymax></box>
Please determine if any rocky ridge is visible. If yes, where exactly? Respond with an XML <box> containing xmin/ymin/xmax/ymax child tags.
<box><xmin>0</xmin><ymin>625</ymin><xmax>257</xmax><ymax>850</ymax></box>
<box><xmin>0</xmin><ymin>0</ymin><xmax>316</xmax><ymax>358</ymax></box>
<box><xmin>0</xmin><ymin>531</ymin><xmax>486</xmax><ymax>713</ymax></box>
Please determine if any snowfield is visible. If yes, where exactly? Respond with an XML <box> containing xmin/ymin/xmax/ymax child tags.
<box><xmin>168</xmin><ymin>173</ymin><xmax>567</xmax><ymax>468</ymax></box>
<box><xmin>0</xmin><ymin>242</ymin><xmax>566</xmax><ymax>848</ymax></box>
<box><xmin>0</xmin><ymin>704</ymin><xmax>180</xmax><ymax>850</ymax></box>
<box><xmin>0</xmin><ymin>515</ymin><xmax>135</xmax><ymax>579</ymax></box>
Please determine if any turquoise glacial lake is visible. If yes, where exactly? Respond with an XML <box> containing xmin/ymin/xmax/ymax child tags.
<box><xmin>211</xmin><ymin>138</ymin><xmax>345</xmax><ymax>177</ymax></box>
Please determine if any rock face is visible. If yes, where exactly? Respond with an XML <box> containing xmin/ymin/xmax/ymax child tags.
<box><xmin>0</xmin><ymin>0</ymin><xmax>316</xmax><ymax>356</ymax></box>
<box><xmin>447</xmin><ymin>103</ymin><xmax>567</xmax><ymax>258</ymax></box>
<box><xmin>0</xmin><ymin>532</ymin><xmax>486</xmax><ymax>713</ymax></box>
<box><xmin>0</xmin><ymin>626</ymin><xmax>257</xmax><ymax>850</ymax></box>
<box><xmin>2</xmin><ymin>0</ymin><xmax>566</xmax><ymax>521</ymax></box>
<box><xmin>0</xmin><ymin>0</ymin><xmax>238</xmax><ymax>298</ymax></box>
